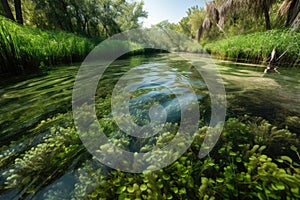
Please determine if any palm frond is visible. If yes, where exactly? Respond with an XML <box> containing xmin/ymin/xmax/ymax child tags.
<box><xmin>202</xmin><ymin>17</ymin><xmax>212</xmax><ymax>31</ymax></box>
<box><xmin>276</xmin><ymin>0</ymin><xmax>293</xmax><ymax>18</ymax></box>
<box><xmin>206</xmin><ymin>1</ymin><xmax>219</xmax><ymax>22</ymax></box>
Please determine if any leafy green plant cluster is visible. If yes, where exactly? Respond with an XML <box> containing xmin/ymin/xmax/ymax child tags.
<box><xmin>193</xmin><ymin>117</ymin><xmax>300</xmax><ymax>199</ymax></box>
<box><xmin>69</xmin><ymin>116</ymin><xmax>299</xmax><ymax>200</ymax></box>
<box><xmin>1</xmin><ymin>103</ymin><xmax>299</xmax><ymax>199</ymax></box>
<box><xmin>0</xmin><ymin>112</ymin><xmax>85</xmax><ymax>195</ymax></box>
<box><xmin>0</xmin><ymin>16</ymin><xmax>96</xmax><ymax>75</ymax></box>
<box><xmin>3</xmin><ymin>126</ymin><xmax>82</xmax><ymax>191</ymax></box>
<box><xmin>204</xmin><ymin>29</ymin><xmax>300</xmax><ymax>67</ymax></box>
<box><xmin>54</xmin><ymin>117</ymin><xmax>300</xmax><ymax>199</ymax></box>
<box><xmin>0</xmin><ymin>112</ymin><xmax>74</xmax><ymax>169</ymax></box>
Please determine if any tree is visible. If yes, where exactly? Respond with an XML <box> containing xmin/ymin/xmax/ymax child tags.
<box><xmin>0</xmin><ymin>0</ymin><xmax>23</xmax><ymax>24</ymax></box>
<box><xmin>1</xmin><ymin>0</ymin><xmax>14</xmax><ymax>21</ymax></box>
<box><xmin>196</xmin><ymin>1</ymin><xmax>226</xmax><ymax>41</ymax></box>
<box><xmin>217</xmin><ymin>0</ymin><xmax>276</xmax><ymax>30</ymax></box>
<box><xmin>248</xmin><ymin>0</ymin><xmax>277</xmax><ymax>30</ymax></box>
<box><xmin>188</xmin><ymin>7</ymin><xmax>206</xmax><ymax>39</ymax></box>
<box><xmin>117</xmin><ymin>0</ymin><xmax>148</xmax><ymax>31</ymax></box>
<box><xmin>178</xmin><ymin>16</ymin><xmax>192</xmax><ymax>37</ymax></box>
<box><xmin>180</xmin><ymin>6</ymin><xmax>203</xmax><ymax>38</ymax></box>
<box><xmin>277</xmin><ymin>0</ymin><xmax>300</xmax><ymax>30</ymax></box>
<box><xmin>29</xmin><ymin>0</ymin><xmax>147</xmax><ymax>37</ymax></box>
<box><xmin>14</xmin><ymin>0</ymin><xmax>23</xmax><ymax>24</ymax></box>
<box><xmin>196</xmin><ymin>0</ymin><xmax>277</xmax><ymax>41</ymax></box>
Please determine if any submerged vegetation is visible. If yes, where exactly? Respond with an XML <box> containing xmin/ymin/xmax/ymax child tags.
<box><xmin>1</xmin><ymin>110</ymin><xmax>300</xmax><ymax>199</ymax></box>
<box><xmin>1</xmin><ymin>55</ymin><xmax>300</xmax><ymax>199</ymax></box>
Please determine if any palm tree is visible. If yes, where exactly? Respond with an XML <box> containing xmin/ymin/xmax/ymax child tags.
<box><xmin>248</xmin><ymin>0</ymin><xmax>276</xmax><ymax>30</ymax></box>
<box><xmin>0</xmin><ymin>0</ymin><xmax>23</xmax><ymax>24</ymax></box>
<box><xmin>196</xmin><ymin>0</ymin><xmax>276</xmax><ymax>41</ymax></box>
<box><xmin>277</xmin><ymin>0</ymin><xmax>300</xmax><ymax>30</ymax></box>
<box><xmin>14</xmin><ymin>0</ymin><xmax>23</xmax><ymax>24</ymax></box>
<box><xmin>1</xmin><ymin>0</ymin><xmax>15</xmax><ymax>21</ymax></box>
<box><xmin>218</xmin><ymin>0</ymin><xmax>276</xmax><ymax>30</ymax></box>
<box><xmin>196</xmin><ymin>1</ymin><xmax>223</xmax><ymax>41</ymax></box>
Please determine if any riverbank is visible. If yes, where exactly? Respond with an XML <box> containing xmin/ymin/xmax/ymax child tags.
<box><xmin>0</xmin><ymin>16</ymin><xmax>98</xmax><ymax>76</ymax></box>
<box><xmin>203</xmin><ymin>30</ymin><xmax>300</xmax><ymax>67</ymax></box>
<box><xmin>0</xmin><ymin>18</ymin><xmax>171</xmax><ymax>78</ymax></box>
<box><xmin>2</xmin><ymin>16</ymin><xmax>300</xmax><ymax>79</ymax></box>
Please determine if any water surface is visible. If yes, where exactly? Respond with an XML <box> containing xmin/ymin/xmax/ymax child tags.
<box><xmin>0</xmin><ymin>53</ymin><xmax>299</xmax><ymax>199</ymax></box>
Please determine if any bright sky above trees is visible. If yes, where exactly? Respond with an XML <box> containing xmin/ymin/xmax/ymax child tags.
<box><xmin>141</xmin><ymin>0</ymin><xmax>205</xmax><ymax>27</ymax></box>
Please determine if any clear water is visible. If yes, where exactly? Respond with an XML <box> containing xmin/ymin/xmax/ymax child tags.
<box><xmin>0</xmin><ymin>53</ymin><xmax>299</xmax><ymax>199</ymax></box>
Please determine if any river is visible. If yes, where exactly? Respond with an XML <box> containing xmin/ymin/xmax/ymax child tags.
<box><xmin>0</xmin><ymin>53</ymin><xmax>299</xmax><ymax>199</ymax></box>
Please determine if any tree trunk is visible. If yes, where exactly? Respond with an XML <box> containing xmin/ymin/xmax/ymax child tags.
<box><xmin>291</xmin><ymin>10</ymin><xmax>300</xmax><ymax>31</ymax></box>
<box><xmin>14</xmin><ymin>0</ymin><xmax>23</xmax><ymax>24</ymax></box>
<box><xmin>196</xmin><ymin>26</ymin><xmax>201</xmax><ymax>42</ymax></box>
<box><xmin>1</xmin><ymin>0</ymin><xmax>15</xmax><ymax>21</ymax></box>
<box><xmin>286</xmin><ymin>0</ymin><xmax>300</xmax><ymax>26</ymax></box>
<box><xmin>263</xmin><ymin>3</ymin><xmax>271</xmax><ymax>30</ymax></box>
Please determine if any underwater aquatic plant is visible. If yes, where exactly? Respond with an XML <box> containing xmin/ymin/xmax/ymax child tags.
<box><xmin>1</xmin><ymin>94</ymin><xmax>299</xmax><ymax>199</ymax></box>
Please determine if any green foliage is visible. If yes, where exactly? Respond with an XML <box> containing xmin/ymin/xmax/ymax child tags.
<box><xmin>15</xmin><ymin>0</ymin><xmax>147</xmax><ymax>37</ymax></box>
<box><xmin>0</xmin><ymin>16</ymin><xmax>21</xmax><ymax>74</ymax></box>
<box><xmin>192</xmin><ymin>116</ymin><xmax>300</xmax><ymax>199</ymax></box>
<box><xmin>0</xmin><ymin>16</ymin><xmax>96</xmax><ymax>75</ymax></box>
<box><xmin>3</xmin><ymin>126</ymin><xmax>82</xmax><ymax>190</ymax></box>
<box><xmin>285</xmin><ymin>116</ymin><xmax>300</xmax><ymax>134</ymax></box>
<box><xmin>0</xmin><ymin>112</ymin><xmax>74</xmax><ymax>169</ymax></box>
<box><xmin>1</xmin><ymin>104</ymin><xmax>300</xmax><ymax>199</ymax></box>
<box><xmin>188</xmin><ymin>7</ymin><xmax>206</xmax><ymax>38</ymax></box>
<box><xmin>69</xmin><ymin>116</ymin><xmax>300</xmax><ymax>199</ymax></box>
<box><xmin>204</xmin><ymin>29</ymin><xmax>300</xmax><ymax>67</ymax></box>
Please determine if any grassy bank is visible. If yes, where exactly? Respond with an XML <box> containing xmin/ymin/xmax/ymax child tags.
<box><xmin>0</xmin><ymin>17</ymin><xmax>174</xmax><ymax>77</ymax></box>
<box><xmin>0</xmin><ymin>17</ymin><xmax>97</xmax><ymax>75</ymax></box>
<box><xmin>204</xmin><ymin>30</ymin><xmax>300</xmax><ymax>67</ymax></box>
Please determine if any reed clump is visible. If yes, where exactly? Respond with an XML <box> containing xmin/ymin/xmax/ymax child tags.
<box><xmin>204</xmin><ymin>29</ymin><xmax>300</xmax><ymax>67</ymax></box>
<box><xmin>0</xmin><ymin>16</ymin><xmax>96</xmax><ymax>75</ymax></box>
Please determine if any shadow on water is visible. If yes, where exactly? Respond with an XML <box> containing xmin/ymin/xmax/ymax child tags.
<box><xmin>217</xmin><ymin>61</ymin><xmax>300</xmax><ymax>133</ymax></box>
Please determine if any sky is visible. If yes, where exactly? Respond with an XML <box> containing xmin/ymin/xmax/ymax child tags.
<box><xmin>141</xmin><ymin>0</ymin><xmax>205</xmax><ymax>28</ymax></box>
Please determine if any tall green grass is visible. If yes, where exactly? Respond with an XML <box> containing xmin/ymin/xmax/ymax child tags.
<box><xmin>0</xmin><ymin>16</ymin><xmax>97</xmax><ymax>75</ymax></box>
<box><xmin>204</xmin><ymin>30</ymin><xmax>300</xmax><ymax>67</ymax></box>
